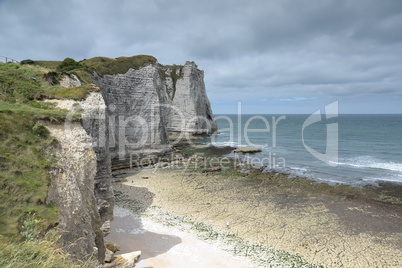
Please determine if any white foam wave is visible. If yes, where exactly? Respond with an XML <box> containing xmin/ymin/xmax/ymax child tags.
<box><xmin>362</xmin><ymin>177</ymin><xmax>402</xmax><ymax>184</ymax></box>
<box><xmin>210</xmin><ymin>141</ymin><xmax>242</xmax><ymax>147</ymax></box>
<box><xmin>291</xmin><ymin>167</ymin><xmax>309</xmax><ymax>172</ymax></box>
<box><xmin>337</xmin><ymin>156</ymin><xmax>402</xmax><ymax>173</ymax></box>
<box><xmin>210</xmin><ymin>141</ymin><xmax>265</xmax><ymax>148</ymax></box>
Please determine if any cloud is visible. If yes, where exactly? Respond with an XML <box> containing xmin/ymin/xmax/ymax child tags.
<box><xmin>1</xmin><ymin>0</ymin><xmax>401</xmax><ymax>113</ymax></box>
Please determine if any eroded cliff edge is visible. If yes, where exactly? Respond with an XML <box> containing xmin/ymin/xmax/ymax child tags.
<box><xmin>47</xmin><ymin>120</ymin><xmax>106</xmax><ymax>262</ymax></box>
<box><xmin>46</xmin><ymin>92</ymin><xmax>112</xmax><ymax>263</ymax></box>
<box><xmin>44</xmin><ymin>56</ymin><xmax>217</xmax><ymax>264</ymax></box>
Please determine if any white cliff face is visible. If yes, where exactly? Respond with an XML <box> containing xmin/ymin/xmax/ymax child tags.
<box><xmin>165</xmin><ymin>61</ymin><xmax>217</xmax><ymax>135</ymax></box>
<box><xmin>93</xmin><ymin>60</ymin><xmax>217</xmax><ymax>169</ymax></box>
<box><xmin>46</xmin><ymin>122</ymin><xmax>105</xmax><ymax>263</ymax></box>
<box><xmin>94</xmin><ymin>64</ymin><xmax>172</xmax><ymax>169</ymax></box>
<box><xmin>59</xmin><ymin>73</ymin><xmax>82</xmax><ymax>88</ymax></box>
<box><xmin>45</xmin><ymin>92</ymin><xmax>115</xmax><ymax>263</ymax></box>
<box><xmin>42</xmin><ymin>57</ymin><xmax>217</xmax><ymax>263</ymax></box>
<box><xmin>80</xmin><ymin>93</ymin><xmax>114</xmax><ymax>230</ymax></box>
<box><xmin>45</xmin><ymin>93</ymin><xmax>115</xmax><ymax>229</ymax></box>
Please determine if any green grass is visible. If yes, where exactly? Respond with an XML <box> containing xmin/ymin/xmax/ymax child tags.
<box><xmin>0</xmin><ymin>63</ymin><xmax>43</xmax><ymax>103</ymax></box>
<box><xmin>23</xmin><ymin>60</ymin><xmax>95</xmax><ymax>88</ymax></box>
<box><xmin>17</xmin><ymin>64</ymin><xmax>51</xmax><ymax>81</ymax></box>
<box><xmin>0</xmin><ymin>239</ymin><xmax>73</xmax><ymax>268</ymax></box>
<box><xmin>82</xmin><ymin>55</ymin><xmax>157</xmax><ymax>76</ymax></box>
<box><xmin>0</xmin><ymin>61</ymin><xmax>80</xmax><ymax>244</ymax></box>
<box><xmin>0</xmin><ymin>101</ymin><xmax>78</xmax><ymax>121</ymax></box>
<box><xmin>33</xmin><ymin>61</ymin><xmax>62</xmax><ymax>70</ymax></box>
<box><xmin>0</xmin><ymin>233</ymin><xmax>95</xmax><ymax>268</ymax></box>
<box><xmin>43</xmin><ymin>85</ymin><xmax>96</xmax><ymax>101</ymax></box>
<box><xmin>0</xmin><ymin>112</ymin><xmax>60</xmax><ymax>242</ymax></box>
<box><xmin>0</xmin><ymin>62</ymin><xmax>84</xmax><ymax>120</ymax></box>
<box><xmin>0</xmin><ymin>60</ymin><xmax>96</xmax><ymax>266</ymax></box>
<box><xmin>69</xmin><ymin>69</ymin><xmax>94</xmax><ymax>85</ymax></box>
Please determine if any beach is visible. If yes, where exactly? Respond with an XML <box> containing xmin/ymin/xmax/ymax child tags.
<box><xmin>107</xmin><ymin>162</ymin><xmax>402</xmax><ymax>267</ymax></box>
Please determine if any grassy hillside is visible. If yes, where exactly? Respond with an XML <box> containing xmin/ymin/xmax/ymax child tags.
<box><xmin>0</xmin><ymin>112</ymin><xmax>59</xmax><ymax>241</ymax></box>
<box><xmin>0</xmin><ymin>62</ymin><xmax>88</xmax><ymax>266</ymax></box>
<box><xmin>0</xmin><ymin>55</ymin><xmax>160</xmax><ymax>266</ymax></box>
<box><xmin>33</xmin><ymin>61</ymin><xmax>62</xmax><ymax>70</ymax></box>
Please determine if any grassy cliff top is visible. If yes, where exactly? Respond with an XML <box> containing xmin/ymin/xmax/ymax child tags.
<box><xmin>28</xmin><ymin>55</ymin><xmax>158</xmax><ymax>77</ymax></box>
<box><xmin>81</xmin><ymin>55</ymin><xmax>157</xmax><ymax>76</ymax></box>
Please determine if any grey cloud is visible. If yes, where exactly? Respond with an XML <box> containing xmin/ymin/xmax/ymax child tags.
<box><xmin>0</xmin><ymin>0</ymin><xmax>401</xmax><ymax>113</ymax></box>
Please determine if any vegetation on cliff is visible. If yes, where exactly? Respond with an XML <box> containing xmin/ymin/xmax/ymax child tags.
<box><xmin>81</xmin><ymin>55</ymin><xmax>157</xmax><ymax>76</ymax></box>
<box><xmin>0</xmin><ymin>62</ymin><xmax>93</xmax><ymax>266</ymax></box>
<box><xmin>0</xmin><ymin>55</ymin><xmax>212</xmax><ymax>266</ymax></box>
<box><xmin>0</xmin><ymin>112</ymin><xmax>59</xmax><ymax>241</ymax></box>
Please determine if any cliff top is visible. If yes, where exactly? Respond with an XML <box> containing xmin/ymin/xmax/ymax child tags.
<box><xmin>33</xmin><ymin>56</ymin><xmax>197</xmax><ymax>77</ymax></box>
<box><xmin>81</xmin><ymin>55</ymin><xmax>157</xmax><ymax>76</ymax></box>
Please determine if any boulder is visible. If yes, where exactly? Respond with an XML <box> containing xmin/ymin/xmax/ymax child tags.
<box><xmin>104</xmin><ymin>248</ymin><xmax>114</xmax><ymax>263</ymax></box>
<box><xmin>105</xmin><ymin>241</ymin><xmax>120</xmax><ymax>253</ymax></box>
<box><xmin>234</xmin><ymin>147</ymin><xmax>262</xmax><ymax>154</ymax></box>
<box><xmin>106</xmin><ymin>251</ymin><xmax>141</xmax><ymax>267</ymax></box>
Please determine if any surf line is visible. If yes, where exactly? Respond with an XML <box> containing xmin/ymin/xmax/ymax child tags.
<box><xmin>212</xmin><ymin>102</ymin><xmax>287</xmax><ymax>149</ymax></box>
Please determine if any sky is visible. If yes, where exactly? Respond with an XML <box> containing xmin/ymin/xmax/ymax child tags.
<box><xmin>1</xmin><ymin>0</ymin><xmax>402</xmax><ymax>114</ymax></box>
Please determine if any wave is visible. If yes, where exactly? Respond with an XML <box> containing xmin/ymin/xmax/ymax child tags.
<box><xmin>209</xmin><ymin>141</ymin><xmax>266</xmax><ymax>149</ymax></box>
<box><xmin>210</xmin><ymin>141</ymin><xmax>244</xmax><ymax>147</ymax></box>
<box><xmin>336</xmin><ymin>156</ymin><xmax>402</xmax><ymax>173</ymax></box>
<box><xmin>361</xmin><ymin>177</ymin><xmax>402</xmax><ymax>183</ymax></box>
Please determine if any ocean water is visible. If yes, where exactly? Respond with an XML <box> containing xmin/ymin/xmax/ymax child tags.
<box><xmin>201</xmin><ymin>114</ymin><xmax>402</xmax><ymax>187</ymax></box>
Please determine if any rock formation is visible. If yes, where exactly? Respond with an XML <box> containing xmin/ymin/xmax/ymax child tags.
<box><xmin>93</xmin><ymin>65</ymin><xmax>171</xmax><ymax>169</ymax></box>
<box><xmin>44</xmin><ymin>55</ymin><xmax>217</xmax><ymax>264</ymax></box>
<box><xmin>45</xmin><ymin>92</ymin><xmax>114</xmax><ymax>263</ymax></box>
<box><xmin>93</xmin><ymin>59</ymin><xmax>217</xmax><ymax>169</ymax></box>
<box><xmin>59</xmin><ymin>73</ymin><xmax>82</xmax><ymax>88</ymax></box>
<box><xmin>163</xmin><ymin>61</ymin><xmax>217</xmax><ymax>135</ymax></box>
<box><xmin>80</xmin><ymin>93</ymin><xmax>114</xmax><ymax>232</ymax></box>
<box><xmin>46</xmin><ymin>121</ymin><xmax>105</xmax><ymax>262</ymax></box>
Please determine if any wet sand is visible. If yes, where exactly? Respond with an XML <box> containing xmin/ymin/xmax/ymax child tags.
<box><xmin>111</xmin><ymin>167</ymin><xmax>402</xmax><ymax>267</ymax></box>
<box><xmin>108</xmin><ymin>206</ymin><xmax>255</xmax><ymax>267</ymax></box>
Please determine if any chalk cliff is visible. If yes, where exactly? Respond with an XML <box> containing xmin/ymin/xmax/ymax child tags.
<box><xmin>44</xmin><ymin>55</ymin><xmax>217</xmax><ymax>264</ymax></box>
<box><xmin>47</xmin><ymin>121</ymin><xmax>106</xmax><ymax>262</ymax></box>
<box><xmin>45</xmin><ymin>92</ymin><xmax>113</xmax><ymax>263</ymax></box>
<box><xmin>93</xmin><ymin>65</ymin><xmax>171</xmax><ymax>169</ymax></box>
<box><xmin>93</xmin><ymin>58</ymin><xmax>217</xmax><ymax>169</ymax></box>
<box><xmin>80</xmin><ymin>93</ymin><xmax>114</xmax><ymax>231</ymax></box>
<box><xmin>163</xmin><ymin>61</ymin><xmax>217</xmax><ymax>135</ymax></box>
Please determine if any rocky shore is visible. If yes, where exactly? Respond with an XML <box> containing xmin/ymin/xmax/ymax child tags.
<box><xmin>108</xmin><ymin>147</ymin><xmax>402</xmax><ymax>267</ymax></box>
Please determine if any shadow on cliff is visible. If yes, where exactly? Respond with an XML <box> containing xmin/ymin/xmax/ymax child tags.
<box><xmin>107</xmin><ymin>185</ymin><xmax>182</xmax><ymax>262</ymax></box>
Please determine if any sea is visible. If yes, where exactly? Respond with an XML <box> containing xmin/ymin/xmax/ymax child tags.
<box><xmin>200</xmin><ymin>114</ymin><xmax>402</xmax><ymax>187</ymax></box>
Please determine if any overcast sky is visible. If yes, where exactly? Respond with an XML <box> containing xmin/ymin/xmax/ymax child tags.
<box><xmin>1</xmin><ymin>0</ymin><xmax>402</xmax><ymax>114</ymax></box>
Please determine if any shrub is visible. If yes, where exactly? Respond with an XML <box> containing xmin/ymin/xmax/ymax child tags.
<box><xmin>57</xmin><ymin>58</ymin><xmax>82</xmax><ymax>72</ymax></box>
<box><xmin>43</xmin><ymin>71</ymin><xmax>61</xmax><ymax>85</ymax></box>
<box><xmin>20</xmin><ymin>59</ymin><xmax>35</xmax><ymax>65</ymax></box>
<box><xmin>32</xmin><ymin>122</ymin><xmax>50</xmax><ymax>138</ymax></box>
<box><xmin>20</xmin><ymin>212</ymin><xmax>41</xmax><ymax>241</ymax></box>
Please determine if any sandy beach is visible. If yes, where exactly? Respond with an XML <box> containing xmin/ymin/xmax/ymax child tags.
<box><xmin>108</xmin><ymin>205</ymin><xmax>255</xmax><ymax>268</ymax></box>
<box><xmin>109</xmin><ymin>165</ymin><xmax>402</xmax><ymax>267</ymax></box>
